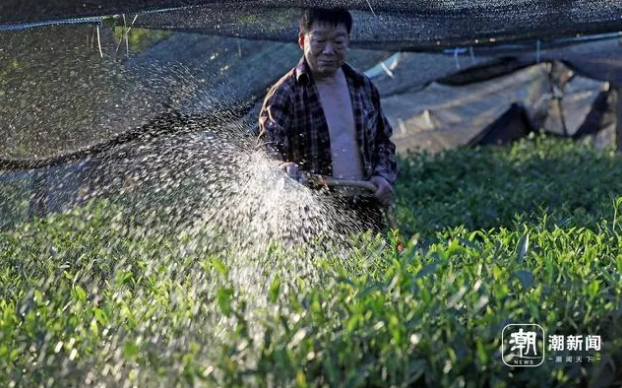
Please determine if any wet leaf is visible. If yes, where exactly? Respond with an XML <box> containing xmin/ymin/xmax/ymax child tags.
<box><xmin>517</xmin><ymin>234</ymin><xmax>529</xmax><ymax>263</ymax></box>
<box><xmin>269</xmin><ymin>276</ymin><xmax>281</xmax><ymax>303</ymax></box>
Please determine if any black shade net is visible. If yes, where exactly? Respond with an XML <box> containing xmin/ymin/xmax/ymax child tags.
<box><xmin>2</xmin><ymin>1</ymin><xmax>622</xmax><ymax>50</ymax></box>
<box><xmin>1</xmin><ymin>1</ymin><xmax>622</xmax><ymax>171</ymax></box>
<box><xmin>1</xmin><ymin>1</ymin><xmax>622</xmax><ymax>227</ymax></box>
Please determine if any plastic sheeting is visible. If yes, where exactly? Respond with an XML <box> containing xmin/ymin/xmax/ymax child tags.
<box><xmin>383</xmin><ymin>62</ymin><xmax>613</xmax><ymax>154</ymax></box>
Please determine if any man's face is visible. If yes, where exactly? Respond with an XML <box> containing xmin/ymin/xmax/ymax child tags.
<box><xmin>299</xmin><ymin>21</ymin><xmax>350</xmax><ymax>79</ymax></box>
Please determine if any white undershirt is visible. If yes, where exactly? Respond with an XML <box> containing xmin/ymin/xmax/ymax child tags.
<box><xmin>314</xmin><ymin>68</ymin><xmax>364</xmax><ymax>180</ymax></box>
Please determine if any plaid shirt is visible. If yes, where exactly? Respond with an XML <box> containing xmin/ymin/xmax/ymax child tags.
<box><xmin>258</xmin><ymin>56</ymin><xmax>398</xmax><ymax>185</ymax></box>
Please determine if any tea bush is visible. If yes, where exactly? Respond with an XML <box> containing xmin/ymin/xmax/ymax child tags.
<box><xmin>1</xmin><ymin>135</ymin><xmax>622</xmax><ymax>387</ymax></box>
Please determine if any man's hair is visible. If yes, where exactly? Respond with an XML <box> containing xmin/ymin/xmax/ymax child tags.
<box><xmin>299</xmin><ymin>8</ymin><xmax>353</xmax><ymax>35</ymax></box>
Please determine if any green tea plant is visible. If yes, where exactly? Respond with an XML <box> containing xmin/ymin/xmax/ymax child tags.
<box><xmin>395</xmin><ymin>134</ymin><xmax>622</xmax><ymax>241</ymax></box>
<box><xmin>1</xmin><ymin>135</ymin><xmax>622</xmax><ymax>387</ymax></box>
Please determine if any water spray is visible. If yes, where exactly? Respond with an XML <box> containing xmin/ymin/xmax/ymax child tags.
<box><xmin>302</xmin><ymin>174</ymin><xmax>404</xmax><ymax>252</ymax></box>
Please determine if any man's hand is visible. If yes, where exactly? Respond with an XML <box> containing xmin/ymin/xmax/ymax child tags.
<box><xmin>370</xmin><ymin>176</ymin><xmax>394</xmax><ymax>207</ymax></box>
<box><xmin>279</xmin><ymin>162</ymin><xmax>306</xmax><ymax>183</ymax></box>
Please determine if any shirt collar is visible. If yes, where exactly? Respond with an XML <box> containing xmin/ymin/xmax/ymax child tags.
<box><xmin>295</xmin><ymin>56</ymin><xmax>363</xmax><ymax>87</ymax></box>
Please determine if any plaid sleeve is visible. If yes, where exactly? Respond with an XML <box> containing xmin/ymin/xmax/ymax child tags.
<box><xmin>370</xmin><ymin>83</ymin><xmax>399</xmax><ymax>185</ymax></box>
<box><xmin>257</xmin><ymin>81</ymin><xmax>293</xmax><ymax>162</ymax></box>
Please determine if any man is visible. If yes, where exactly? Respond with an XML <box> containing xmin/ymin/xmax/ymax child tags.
<box><xmin>257</xmin><ymin>7</ymin><xmax>398</xmax><ymax>232</ymax></box>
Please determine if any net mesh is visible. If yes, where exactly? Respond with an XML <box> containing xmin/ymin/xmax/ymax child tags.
<box><xmin>1</xmin><ymin>1</ymin><xmax>621</xmax><ymax>229</ymax></box>
<box><xmin>2</xmin><ymin>1</ymin><xmax>622</xmax><ymax>48</ymax></box>
<box><xmin>1</xmin><ymin>1</ymin><xmax>622</xmax><ymax>167</ymax></box>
